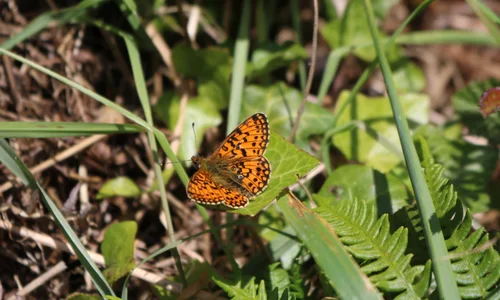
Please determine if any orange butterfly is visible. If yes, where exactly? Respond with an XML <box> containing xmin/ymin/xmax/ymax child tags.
<box><xmin>187</xmin><ymin>113</ymin><xmax>271</xmax><ymax>208</ymax></box>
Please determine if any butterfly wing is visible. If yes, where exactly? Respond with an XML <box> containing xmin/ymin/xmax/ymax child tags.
<box><xmin>219</xmin><ymin>186</ymin><xmax>249</xmax><ymax>208</ymax></box>
<box><xmin>188</xmin><ymin>113</ymin><xmax>271</xmax><ymax>209</ymax></box>
<box><xmin>187</xmin><ymin>170</ymin><xmax>225</xmax><ymax>205</ymax></box>
<box><xmin>211</xmin><ymin>113</ymin><xmax>270</xmax><ymax>159</ymax></box>
<box><xmin>227</xmin><ymin>156</ymin><xmax>271</xmax><ymax>196</ymax></box>
<box><xmin>187</xmin><ymin>169</ymin><xmax>250</xmax><ymax>208</ymax></box>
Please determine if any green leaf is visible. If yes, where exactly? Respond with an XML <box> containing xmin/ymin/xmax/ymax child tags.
<box><xmin>452</xmin><ymin>78</ymin><xmax>500</xmax><ymax>144</ymax></box>
<box><xmin>175</xmin><ymin>259</ymin><xmax>210</xmax><ymax>286</ymax></box>
<box><xmin>255</xmin><ymin>205</ymin><xmax>305</xmax><ymax>269</ymax></box>
<box><xmin>332</xmin><ymin>91</ymin><xmax>429</xmax><ymax>172</ymax></box>
<box><xmin>246</xmin><ymin>42</ymin><xmax>308</xmax><ymax>80</ymax></box>
<box><xmin>172</xmin><ymin>44</ymin><xmax>231</xmax><ymax>109</ymax></box>
<box><xmin>153</xmin><ymin>91</ymin><xmax>223</xmax><ymax>162</ymax></box>
<box><xmin>372</xmin><ymin>0</ymin><xmax>400</xmax><ymax>19</ymax></box>
<box><xmin>102</xmin><ymin>221</ymin><xmax>137</xmax><ymax>285</ymax></box>
<box><xmin>251</xmin><ymin>222</ymin><xmax>302</xmax><ymax>270</ymax></box>
<box><xmin>317</xmin><ymin>164</ymin><xmax>412</xmax><ymax>214</ymax></box>
<box><xmin>97</xmin><ymin>176</ymin><xmax>141</xmax><ymax>199</ymax></box>
<box><xmin>241</xmin><ymin>82</ymin><xmax>334</xmax><ymax>150</ymax></box>
<box><xmin>320</xmin><ymin>0</ymin><xmax>396</xmax><ymax>61</ymax></box>
<box><xmin>414</xmin><ymin>125</ymin><xmax>497</xmax><ymax>212</ymax></box>
<box><xmin>278</xmin><ymin>195</ymin><xmax>380</xmax><ymax>299</ymax></box>
<box><xmin>314</xmin><ymin>197</ymin><xmax>432</xmax><ymax>299</ymax></box>
<box><xmin>151</xmin><ymin>284</ymin><xmax>175</xmax><ymax>300</ymax></box>
<box><xmin>392</xmin><ymin>60</ymin><xmax>426</xmax><ymax>93</ymax></box>
<box><xmin>67</xmin><ymin>293</ymin><xmax>102</xmax><ymax>300</ymax></box>
<box><xmin>226</xmin><ymin>131</ymin><xmax>319</xmax><ymax>216</ymax></box>
<box><xmin>257</xmin><ymin>204</ymin><xmax>287</xmax><ymax>241</ymax></box>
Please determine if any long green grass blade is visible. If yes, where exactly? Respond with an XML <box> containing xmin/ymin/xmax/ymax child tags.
<box><xmin>291</xmin><ymin>0</ymin><xmax>307</xmax><ymax>91</ymax></box>
<box><xmin>224</xmin><ymin>0</ymin><xmax>252</xmax><ymax>274</ymax></box>
<box><xmin>0</xmin><ymin>122</ymin><xmax>144</xmax><ymax>138</ymax></box>
<box><xmin>123</xmin><ymin>36</ymin><xmax>187</xmax><ymax>287</ymax></box>
<box><xmin>279</xmin><ymin>194</ymin><xmax>381</xmax><ymax>299</ymax></box>
<box><xmin>0</xmin><ymin>139</ymin><xmax>115</xmax><ymax>297</ymax></box>
<box><xmin>318</xmin><ymin>0</ymin><xmax>433</xmax><ymax>103</ymax></box>
<box><xmin>466</xmin><ymin>0</ymin><xmax>500</xmax><ymax>44</ymax></box>
<box><xmin>0</xmin><ymin>48</ymin><xmax>151</xmax><ymax>130</ymax></box>
<box><xmin>226</xmin><ymin>0</ymin><xmax>251</xmax><ymax>131</ymax></box>
<box><xmin>361</xmin><ymin>0</ymin><xmax>460</xmax><ymax>298</ymax></box>
<box><xmin>0</xmin><ymin>0</ymin><xmax>105</xmax><ymax>50</ymax></box>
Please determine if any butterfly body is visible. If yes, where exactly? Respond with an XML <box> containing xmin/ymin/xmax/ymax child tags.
<box><xmin>187</xmin><ymin>113</ymin><xmax>271</xmax><ymax>208</ymax></box>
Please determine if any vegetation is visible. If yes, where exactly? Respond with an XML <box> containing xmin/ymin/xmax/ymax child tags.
<box><xmin>0</xmin><ymin>0</ymin><xmax>499</xmax><ymax>299</ymax></box>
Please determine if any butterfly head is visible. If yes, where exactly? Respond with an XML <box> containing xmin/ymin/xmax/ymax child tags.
<box><xmin>191</xmin><ymin>156</ymin><xmax>201</xmax><ymax>169</ymax></box>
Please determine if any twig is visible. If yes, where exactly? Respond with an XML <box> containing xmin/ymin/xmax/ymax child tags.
<box><xmin>2</xmin><ymin>55</ymin><xmax>23</xmax><ymax>112</ymax></box>
<box><xmin>289</xmin><ymin>163</ymin><xmax>324</xmax><ymax>192</ymax></box>
<box><xmin>0</xmin><ymin>134</ymin><xmax>107</xmax><ymax>194</ymax></box>
<box><xmin>7</xmin><ymin>261</ymin><xmax>67</xmax><ymax>299</ymax></box>
<box><xmin>187</xmin><ymin>4</ymin><xmax>201</xmax><ymax>48</ymax></box>
<box><xmin>288</xmin><ymin>0</ymin><xmax>319</xmax><ymax>142</ymax></box>
<box><xmin>145</xmin><ymin>23</ymin><xmax>181</xmax><ymax>87</ymax></box>
<box><xmin>0</xmin><ymin>219</ymin><xmax>183</xmax><ymax>294</ymax></box>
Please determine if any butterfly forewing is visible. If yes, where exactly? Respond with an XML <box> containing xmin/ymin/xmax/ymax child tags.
<box><xmin>212</xmin><ymin>113</ymin><xmax>270</xmax><ymax>159</ymax></box>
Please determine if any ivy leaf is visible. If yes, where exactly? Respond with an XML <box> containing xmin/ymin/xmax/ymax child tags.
<box><xmin>241</xmin><ymin>82</ymin><xmax>334</xmax><ymax>151</ymax></box>
<box><xmin>320</xmin><ymin>0</ymin><xmax>399</xmax><ymax>61</ymax></box>
<box><xmin>226</xmin><ymin>131</ymin><xmax>320</xmax><ymax>216</ymax></box>
<box><xmin>97</xmin><ymin>176</ymin><xmax>141</xmax><ymax>199</ymax></box>
<box><xmin>154</xmin><ymin>91</ymin><xmax>222</xmax><ymax>162</ymax></box>
<box><xmin>101</xmin><ymin>221</ymin><xmax>137</xmax><ymax>285</ymax></box>
<box><xmin>172</xmin><ymin>44</ymin><xmax>231</xmax><ymax>109</ymax></box>
<box><xmin>372</xmin><ymin>0</ymin><xmax>400</xmax><ymax>19</ymax></box>
<box><xmin>256</xmin><ymin>206</ymin><xmax>303</xmax><ymax>269</ymax></box>
<box><xmin>317</xmin><ymin>164</ymin><xmax>412</xmax><ymax>215</ymax></box>
<box><xmin>246</xmin><ymin>42</ymin><xmax>308</xmax><ymax>80</ymax></box>
<box><xmin>332</xmin><ymin>91</ymin><xmax>429</xmax><ymax>173</ymax></box>
<box><xmin>392</xmin><ymin>60</ymin><xmax>426</xmax><ymax>93</ymax></box>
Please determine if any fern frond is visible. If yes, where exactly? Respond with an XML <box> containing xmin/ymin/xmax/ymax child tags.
<box><xmin>417</xmin><ymin>138</ymin><xmax>500</xmax><ymax>298</ymax></box>
<box><xmin>314</xmin><ymin>196</ymin><xmax>431</xmax><ymax>299</ymax></box>
<box><xmin>212</xmin><ymin>276</ymin><xmax>268</xmax><ymax>299</ymax></box>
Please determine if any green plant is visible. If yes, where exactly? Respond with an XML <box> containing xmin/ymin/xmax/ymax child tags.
<box><xmin>1</xmin><ymin>0</ymin><xmax>499</xmax><ymax>299</ymax></box>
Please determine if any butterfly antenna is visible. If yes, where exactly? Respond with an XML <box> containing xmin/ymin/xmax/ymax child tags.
<box><xmin>192</xmin><ymin>122</ymin><xmax>200</xmax><ymax>158</ymax></box>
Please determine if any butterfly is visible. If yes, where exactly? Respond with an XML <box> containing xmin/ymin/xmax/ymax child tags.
<box><xmin>187</xmin><ymin>113</ymin><xmax>271</xmax><ymax>208</ymax></box>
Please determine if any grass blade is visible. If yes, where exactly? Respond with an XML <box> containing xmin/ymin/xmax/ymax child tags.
<box><xmin>0</xmin><ymin>139</ymin><xmax>115</xmax><ymax>297</ymax></box>
<box><xmin>122</xmin><ymin>36</ymin><xmax>187</xmax><ymax>286</ymax></box>
<box><xmin>278</xmin><ymin>193</ymin><xmax>381</xmax><ymax>299</ymax></box>
<box><xmin>361</xmin><ymin>0</ymin><xmax>460</xmax><ymax>298</ymax></box>
<box><xmin>227</xmin><ymin>0</ymin><xmax>251</xmax><ymax>130</ymax></box>
<box><xmin>0</xmin><ymin>122</ymin><xmax>144</xmax><ymax>138</ymax></box>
